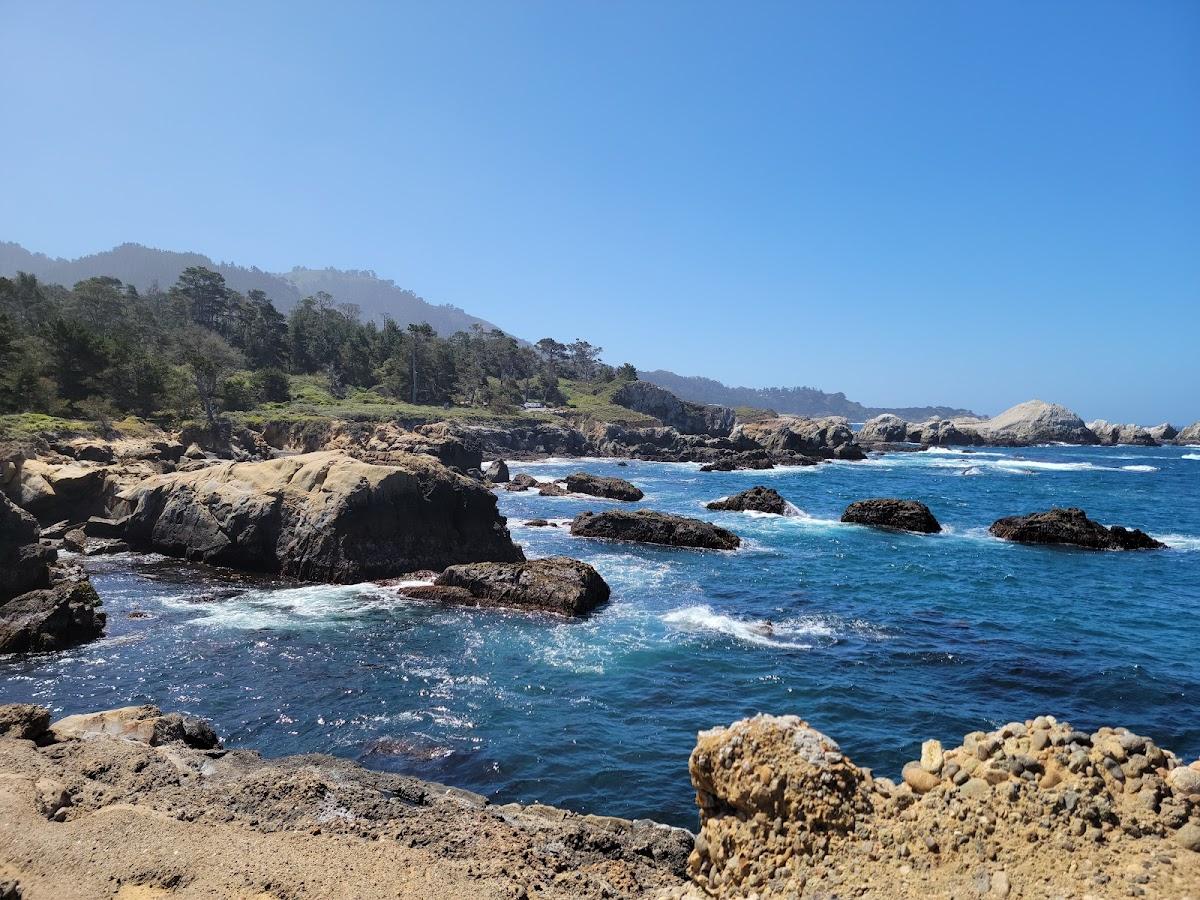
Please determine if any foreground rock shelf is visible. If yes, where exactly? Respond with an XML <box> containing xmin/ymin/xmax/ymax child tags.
<box><xmin>0</xmin><ymin>704</ymin><xmax>691</xmax><ymax>899</ymax></box>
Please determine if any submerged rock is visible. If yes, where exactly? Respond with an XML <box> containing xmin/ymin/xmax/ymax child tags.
<box><xmin>570</xmin><ymin>510</ymin><xmax>740</xmax><ymax>550</ymax></box>
<box><xmin>118</xmin><ymin>451</ymin><xmax>523</xmax><ymax>582</ymax></box>
<box><xmin>564</xmin><ymin>472</ymin><xmax>644</xmax><ymax>501</ymax></box>
<box><xmin>841</xmin><ymin>498</ymin><xmax>942</xmax><ymax>533</ymax></box>
<box><xmin>705</xmin><ymin>486</ymin><xmax>790</xmax><ymax>516</ymax></box>
<box><xmin>401</xmin><ymin>557</ymin><xmax>610</xmax><ymax>616</ymax></box>
<box><xmin>989</xmin><ymin>507</ymin><xmax>1165</xmax><ymax>550</ymax></box>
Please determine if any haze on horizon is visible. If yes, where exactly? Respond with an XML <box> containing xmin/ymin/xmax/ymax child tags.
<box><xmin>2</xmin><ymin>1</ymin><xmax>1197</xmax><ymax>423</ymax></box>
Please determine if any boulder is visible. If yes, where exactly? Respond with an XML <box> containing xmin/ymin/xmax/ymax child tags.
<box><xmin>989</xmin><ymin>507</ymin><xmax>1165</xmax><ymax>551</ymax></box>
<box><xmin>484</xmin><ymin>459</ymin><xmax>510</xmax><ymax>483</ymax></box>
<box><xmin>50</xmin><ymin>704</ymin><xmax>220</xmax><ymax>749</ymax></box>
<box><xmin>611</xmin><ymin>381</ymin><xmax>736</xmax><ymax>437</ymax></box>
<box><xmin>857</xmin><ymin>414</ymin><xmax>910</xmax><ymax>445</ymax></box>
<box><xmin>705</xmin><ymin>486</ymin><xmax>791</xmax><ymax>516</ymax></box>
<box><xmin>1086</xmin><ymin>420</ymin><xmax>1157</xmax><ymax>446</ymax></box>
<box><xmin>976</xmin><ymin>400</ymin><xmax>1096</xmax><ymax>446</ymax></box>
<box><xmin>117</xmin><ymin>451</ymin><xmax>524</xmax><ymax>582</ymax></box>
<box><xmin>570</xmin><ymin>510</ymin><xmax>740</xmax><ymax>550</ymax></box>
<box><xmin>537</xmin><ymin>481</ymin><xmax>568</xmax><ymax>497</ymax></box>
<box><xmin>841</xmin><ymin>499</ymin><xmax>942</xmax><ymax>534</ymax></box>
<box><xmin>505</xmin><ymin>473</ymin><xmax>539</xmax><ymax>492</ymax></box>
<box><xmin>0</xmin><ymin>573</ymin><xmax>106</xmax><ymax>653</ymax></box>
<box><xmin>564</xmin><ymin>472</ymin><xmax>644</xmax><ymax>501</ymax></box>
<box><xmin>0</xmin><ymin>495</ymin><xmax>53</xmax><ymax>601</ymax></box>
<box><xmin>400</xmin><ymin>557</ymin><xmax>610</xmax><ymax>616</ymax></box>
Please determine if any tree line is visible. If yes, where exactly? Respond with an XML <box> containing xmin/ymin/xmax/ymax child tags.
<box><xmin>0</xmin><ymin>266</ymin><xmax>635</xmax><ymax>429</ymax></box>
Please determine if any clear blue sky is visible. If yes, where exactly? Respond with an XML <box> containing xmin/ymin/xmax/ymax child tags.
<box><xmin>3</xmin><ymin>1</ymin><xmax>1197</xmax><ymax>422</ymax></box>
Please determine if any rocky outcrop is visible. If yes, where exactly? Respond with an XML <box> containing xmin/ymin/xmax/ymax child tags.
<box><xmin>505</xmin><ymin>473</ymin><xmax>540</xmax><ymax>491</ymax></box>
<box><xmin>730</xmin><ymin>416</ymin><xmax>856</xmax><ymax>455</ymax></box>
<box><xmin>259</xmin><ymin>419</ymin><xmax>483</xmax><ymax>471</ymax></box>
<box><xmin>484</xmin><ymin>459</ymin><xmax>510</xmax><ymax>483</ymax></box>
<box><xmin>856</xmin><ymin>413</ymin><xmax>912</xmax><ymax>444</ymax></box>
<box><xmin>570</xmin><ymin>510</ymin><xmax>740</xmax><ymax>550</ymax></box>
<box><xmin>974</xmin><ymin>400</ymin><xmax>1096</xmax><ymax>445</ymax></box>
<box><xmin>611</xmin><ymin>381</ymin><xmax>736</xmax><ymax>437</ymax></box>
<box><xmin>1148</xmin><ymin>423</ymin><xmax>1179</xmax><ymax>443</ymax></box>
<box><xmin>399</xmin><ymin>557</ymin><xmax>610</xmax><ymax>616</ymax></box>
<box><xmin>1</xmin><ymin>495</ymin><xmax>53</xmax><ymax>599</ymax></box>
<box><xmin>564</xmin><ymin>472</ymin><xmax>644</xmax><ymax>501</ymax></box>
<box><xmin>841</xmin><ymin>498</ymin><xmax>942</xmax><ymax>534</ymax></box>
<box><xmin>1</xmin><ymin>495</ymin><xmax>106</xmax><ymax>653</ymax></box>
<box><xmin>1086</xmin><ymin>420</ymin><xmax>1157</xmax><ymax>446</ymax></box>
<box><xmin>864</xmin><ymin>400</ymin><xmax>1102</xmax><ymax>448</ymax></box>
<box><xmin>117</xmin><ymin>451</ymin><xmax>523</xmax><ymax>582</ymax></box>
<box><xmin>681</xmin><ymin>714</ymin><xmax>1200</xmax><ymax>898</ymax></box>
<box><xmin>0</xmin><ymin>704</ymin><xmax>691</xmax><ymax>899</ymax></box>
<box><xmin>1177</xmin><ymin>422</ymin><xmax>1200</xmax><ymax>445</ymax></box>
<box><xmin>989</xmin><ymin>507</ymin><xmax>1165</xmax><ymax>550</ymax></box>
<box><xmin>705</xmin><ymin>486</ymin><xmax>790</xmax><ymax>516</ymax></box>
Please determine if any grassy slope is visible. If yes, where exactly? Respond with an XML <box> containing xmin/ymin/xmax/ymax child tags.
<box><xmin>1</xmin><ymin>376</ymin><xmax>662</xmax><ymax>443</ymax></box>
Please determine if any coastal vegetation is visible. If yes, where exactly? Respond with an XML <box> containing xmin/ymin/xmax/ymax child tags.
<box><xmin>0</xmin><ymin>267</ymin><xmax>641</xmax><ymax>441</ymax></box>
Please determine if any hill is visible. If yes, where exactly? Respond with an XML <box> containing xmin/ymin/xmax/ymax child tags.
<box><xmin>638</xmin><ymin>369</ymin><xmax>976</xmax><ymax>421</ymax></box>
<box><xmin>0</xmin><ymin>241</ymin><xmax>505</xmax><ymax>336</ymax></box>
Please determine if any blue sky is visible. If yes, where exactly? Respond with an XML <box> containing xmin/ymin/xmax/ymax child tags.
<box><xmin>2</xmin><ymin>1</ymin><xmax>1197</xmax><ymax>422</ymax></box>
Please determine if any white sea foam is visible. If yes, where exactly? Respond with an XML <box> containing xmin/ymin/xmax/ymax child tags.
<box><xmin>1155</xmin><ymin>534</ymin><xmax>1200</xmax><ymax>551</ymax></box>
<box><xmin>1120</xmin><ymin>464</ymin><xmax>1158</xmax><ymax>472</ymax></box>
<box><xmin>164</xmin><ymin>582</ymin><xmax>399</xmax><ymax>630</ymax></box>
<box><xmin>1183</xmin><ymin>453</ymin><xmax>1200</xmax><ymax>461</ymax></box>
<box><xmin>662</xmin><ymin>605</ymin><xmax>820</xmax><ymax>649</ymax></box>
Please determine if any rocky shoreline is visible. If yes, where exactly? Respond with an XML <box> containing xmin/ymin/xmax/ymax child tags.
<box><xmin>1</xmin><ymin>703</ymin><xmax>1197</xmax><ymax>898</ymax></box>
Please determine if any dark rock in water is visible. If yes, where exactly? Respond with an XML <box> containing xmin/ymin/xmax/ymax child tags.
<box><xmin>524</xmin><ymin>519</ymin><xmax>557</xmax><ymax>527</ymax></box>
<box><xmin>700</xmin><ymin>450</ymin><xmax>776</xmax><ymax>472</ymax></box>
<box><xmin>401</xmin><ymin>557</ymin><xmax>610</xmax><ymax>616</ymax></box>
<box><xmin>564</xmin><ymin>472</ymin><xmax>644</xmax><ymax>501</ymax></box>
<box><xmin>615</xmin><ymin>460</ymin><xmax>629</xmax><ymax>466</ymax></box>
<box><xmin>831</xmin><ymin>443</ymin><xmax>867</xmax><ymax>461</ymax></box>
<box><xmin>118</xmin><ymin>451</ymin><xmax>524</xmax><ymax>582</ymax></box>
<box><xmin>0</xmin><ymin>571</ymin><xmax>106</xmax><ymax>653</ymax></box>
<box><xmin>485</xmin><ymin>459</ymin><xmax>510</xmax><ymax>483</ymax></box>
<box><xmin>505</xmin><ymin>473</ymin><xmax>539</xmax><ymax>492</ymax></box>
<box><xmin>841</xmin><ymin>499</ymin><xmax>942</xmax><ymax>534</ymax></box>
<box><xmin>570</xmin><ymin>510</ymin><xmax>740</xmax><ymax>551</ymax></box>
<box><xmin>706</xmin><ymin>487</ymin><xmax>790</xmax><ymax>516</ymax></box>
<box><xmin>63</xmin><ymin>528</ymin><xmax>88</xmax><ymax>552</ymax></box>
<box><xmin>611</xmin><ymin>380</ymin><xmax>736</xmax><ymax>437</ymax></box>
<box><xmin>1</xmin><ymin>495</ymin><xmax>53</xmax><ymax>600</ymax></box>
<box><xmin>989</xmin><ymin>507</ymin><xmax>1165</xmax><ymax>551</ymax></box>
<box><xmin>538</xmin><ymin>481</ymin><xmax>568</xmax><ymax>497</ymax></box>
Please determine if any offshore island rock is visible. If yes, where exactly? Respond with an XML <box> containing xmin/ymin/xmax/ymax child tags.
<box><xmin>841</xmin><ymin>498</ymin><xmax>942</xmax><ymax>534</ymax></box>
<box><xmin>989</xmin><ymin>507</ymin><xmax>1165</xmax><ymax>550</ymax></box>
<box><xmin>400</xmin><ymin>557</ymin><xmax>610</xmax><ymax>616</ymax></box>
<box><xmin>705</xmin><ymin>486</ymin><xmax>791</xmax><ymax>516</ymax></box>
<box><xmin>570</xmin><ymin>510</ymin><xmax>740</xmax><ymax>550</ymax></box>
<box><xmin>564</xmin><ymin>472</ymin><xmax>644</xmax><ymax>501</ymax></box>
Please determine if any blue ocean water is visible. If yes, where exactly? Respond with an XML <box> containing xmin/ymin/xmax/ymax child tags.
<box><xmin>2</xmin><ymin>444</ymin><xmax>1198</xmax><ymax>828</ymax></box>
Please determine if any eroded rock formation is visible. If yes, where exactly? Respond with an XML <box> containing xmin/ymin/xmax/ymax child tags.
<box><xmin>989</xmin><ymin>507</ymin><xmax>1165</xmax><ymax>551</ymax></box>
<box><xmin>705</xmin><ymin>487</ymin><xmax>791</xmax><ymax>516</ymax></box>
<box><xmin>570</xmin><ymin>510</ymin><xmax>740</xmax><ymax>550</ymax></box>
<box><xmin>841</xmin><ymin>498</ymin><xmax>942</xmax><ymax>534</ymax></box>
<box><xmin>399</xmin><ymin>557</ymin><xmax>610</xmax><ymax>616</ymax></box>
<box><xmin>118</xmin><ymin>451</ymin><xmax>523</xmax><ymax>581</ymax></box>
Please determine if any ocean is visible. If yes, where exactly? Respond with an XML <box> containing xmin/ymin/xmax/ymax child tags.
<box><xmin>3</xmin><ymin>443</ymin><xmax>1197</xmax><ymax>829</ymax></box>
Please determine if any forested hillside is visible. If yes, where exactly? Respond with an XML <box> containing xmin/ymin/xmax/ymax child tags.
<box><xmin>639</xmin><ymin>369</ymin><xmax>977</xmax><ymax>421</ymax></box>
<box><xmin>0</xmin><ymin>266</ymin><xmax>624</xmax><ymax>434</ymax></box>
<box><xmin>0</xmin><ymin>242</ymin><xmax>504</xmax><ymax>336</ymax></box>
